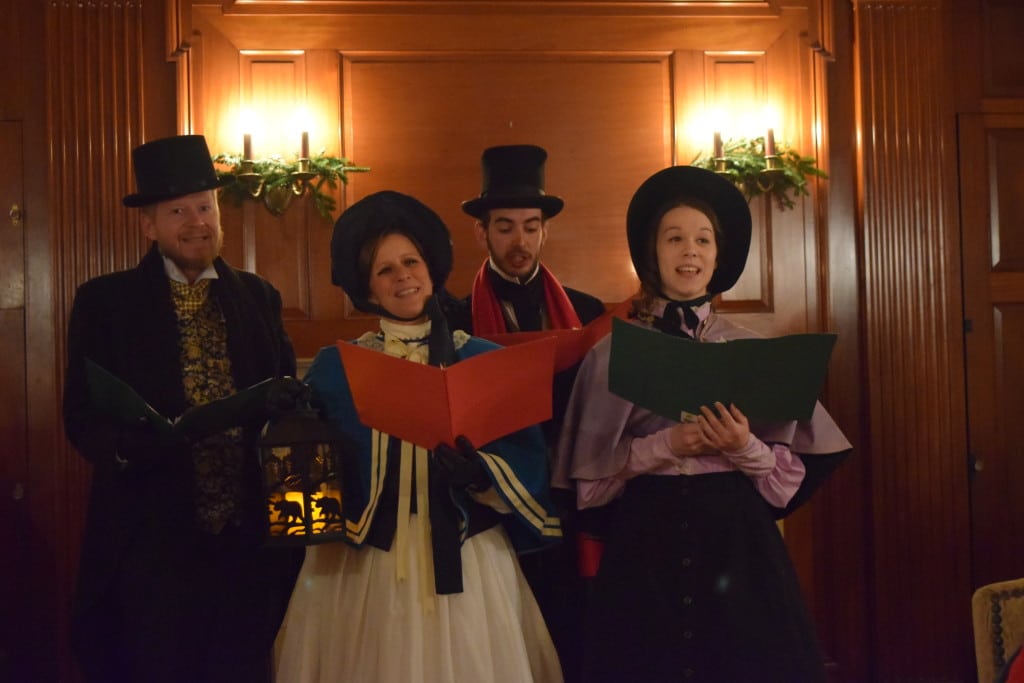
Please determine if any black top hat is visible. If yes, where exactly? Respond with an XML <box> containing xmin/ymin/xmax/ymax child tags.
<box><xmin>626</xmin><ymin>165</ymin><xmax>752</xmax><ymax>297</ymax></box>
<box><xmin>461</xmin><ymin>144</ymin><xmax>564</xmax><ymax>219</ymax></box>
<box><xmin>331</xmin><ymin>190</ymin><xmax>453</xmax><ymax>318</ymax></box>
<box><xmin>122</xmin><ymin>134</ymin><xmax>234</xmax><ymax>208</ymax></box>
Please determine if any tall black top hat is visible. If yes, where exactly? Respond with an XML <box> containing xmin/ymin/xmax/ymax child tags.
<box><xmin>461</xmin><ymin>144</ymin><xmax>564</xmax><ymax>219</ymax></box>
<box><xmin>331</xmin><ymin>190</ymin><xmax>453</xmax><ymax>318</ymax></box>
<box><xmin>122</xmin><ymin>134</ymin><xmax>234</xmax><ymax>208</ymax></box>
<box><xmin>626</xmin><ymin>165</ymin><xmax>752</xmax><ymax>297</ymax></box>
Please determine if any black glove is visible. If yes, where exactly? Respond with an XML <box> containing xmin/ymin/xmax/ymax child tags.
<box><xmin>264</xmin><ymin>376</ymin><xmax>313</xmax><ymax>418</ymax></box>
<box><xmin>433</xmin><ymin>435</ymin><xmax>490</xmax><ymax>492</ymax></box>
<box><xmin>115</xmin><ymin>417</ymin><xmax>187</xmax><ymax>472</ymax></box>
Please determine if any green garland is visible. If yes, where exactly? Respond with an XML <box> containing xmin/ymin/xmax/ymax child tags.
<box><xmin>213</xmin><ymin>152</ymin><xmax>370</xmax><ymax>220</ymax></box>
<box><xmin>691</xmin><ymin>137</ymin><xmax>827</xmax><ymax>210</ymax></box>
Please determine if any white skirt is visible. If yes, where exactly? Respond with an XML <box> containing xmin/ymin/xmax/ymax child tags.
<box><xmin>275</xmin><ymin>519</ymin><xmax>563</xmax><ymax>683</ymax></box>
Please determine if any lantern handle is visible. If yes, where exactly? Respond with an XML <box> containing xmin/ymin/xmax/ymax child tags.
<box><xmin>265</xmin><ymin>376</ymin><xmax>314</xmax><ymax>416</ymax></box>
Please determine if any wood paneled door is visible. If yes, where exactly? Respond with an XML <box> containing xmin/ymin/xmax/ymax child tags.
<box><xmin>960</xmin><ymin>112</ymin><xmax>1024</xmax><ymax>590</ymax></box>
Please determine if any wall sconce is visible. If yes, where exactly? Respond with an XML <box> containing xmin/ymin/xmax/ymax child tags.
<box><xmin>214</xmin><ymin>132</ymin><xmax>370</xmax><ymax>219</ymax></box>
<box><xmin>697</xmin><ymin>129</ymin><xmax>826</xmax><ymax>210</ymax></box>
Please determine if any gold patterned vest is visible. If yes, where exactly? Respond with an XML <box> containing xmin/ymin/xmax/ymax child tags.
<box><xmin>170</xmin><ymin>279</ymin><xmax>245</xmax><ymax>534</ymax></box>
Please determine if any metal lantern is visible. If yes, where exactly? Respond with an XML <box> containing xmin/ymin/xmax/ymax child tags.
<box><xmin>259</xmin><ymin>406</ymin><xmax>348</xmax><ymax>546</ymax></box>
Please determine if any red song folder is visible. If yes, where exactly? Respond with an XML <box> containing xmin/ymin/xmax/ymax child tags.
<box><xmin>477</xmin><ymin>303</ymin><xmax>627</xmax><ymax>372</ymax></box>
<box><xmin>336</xmin><ymin>336</ymin><xmax>557</xmax><ymax>449</ymax></box>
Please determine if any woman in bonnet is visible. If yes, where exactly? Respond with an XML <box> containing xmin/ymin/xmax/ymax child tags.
<box><xmin>554</xmin><ymin>166</ymin><xmax>852</xmax><ymax>683</ymax></box>
<box><xmin>275</xmin><ymin>191</ymin><xmax>563</xmax><ymax>683</ymax></box>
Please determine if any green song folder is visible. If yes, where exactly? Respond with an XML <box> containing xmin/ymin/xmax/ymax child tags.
<box><xmin>85</xmin><ymin>358</ymin><xmax>279</xmax><ymax>441</ymax></box>
<box><xmin>608</xmin><ymin>318</ymin><xmax>837</xmax><ymax>422</ymax></box>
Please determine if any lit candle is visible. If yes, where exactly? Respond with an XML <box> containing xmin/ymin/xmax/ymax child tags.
<box><xmin>301</xmin><ymin>131</ymin><xmax>309</xmax><ymax>159</ymax></box>
<box><xmin>243</xmin><ymin>133</ymin><xmax>252</xmax><ymax>160</ymax></box>
<box><xmin>713</xmin><ymin>131</ymin><xmax>723</xmax><ymax>159</ymax></box>
<box><xmin>765</xmin><ymin>128</ymin><xmax>776</xmax><ymax>156</ymax></box>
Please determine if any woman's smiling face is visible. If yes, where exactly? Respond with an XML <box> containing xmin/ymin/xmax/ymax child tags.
<box><xmin>655</xmin><ymin>205</ymin><xmax>719</xmax><ymax>301</ymax></box>
<box><xmin>367</xmin><ymin>233</ymin><xmax>434</xmax><ymax>323</ymax></box>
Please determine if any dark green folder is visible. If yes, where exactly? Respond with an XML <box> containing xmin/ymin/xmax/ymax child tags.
<box><xmin>85</xmin><ymin>358</ymin><xmax>279</xmax><ymax>441</ymax></box>
<box><xmin>608</xmin><ymin>318</ymin><xmax>837</xmax><ymax>422</ymax></box>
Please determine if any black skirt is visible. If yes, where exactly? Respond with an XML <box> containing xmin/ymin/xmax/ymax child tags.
<box><xmin>583</xmin><ymin>471</ymin><xmax>825</xmax><ymax>683</ymax></box>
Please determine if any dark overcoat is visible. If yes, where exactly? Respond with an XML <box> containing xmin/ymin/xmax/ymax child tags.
<box><xmin>62</xmin><ymin>244</ymin><xmax>301</xmax><ymax>678</ymax></box>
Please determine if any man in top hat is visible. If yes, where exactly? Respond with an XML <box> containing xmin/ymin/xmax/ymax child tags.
<box><xmin>458</xmin><ymin>144</ymin><xmax>605</xmax><ymax>683</ymax></box>
<box><xmin>62</xmin><ymin>134</ymin><xmax>303</xmax><ymax>683</ymax></box>
<box><xmin>457</xmin><ymin>144</ymin><xmax>605</xmax><ymax>335</ymax></box>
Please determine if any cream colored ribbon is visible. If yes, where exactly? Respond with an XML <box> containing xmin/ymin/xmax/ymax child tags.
<box><xmin>394</xmin><ymin>441</ymin><xmax>436</xmax><ymax>612</ymax></box>
<box><xmin>382</xmin><ymin>333</ymin><xmax>430</xmax><ymax>364</ymax></box>
<box><xmin>383</xmin><ymin>325</ymin><xmax>437</xmax><ymax>611</ymax></box>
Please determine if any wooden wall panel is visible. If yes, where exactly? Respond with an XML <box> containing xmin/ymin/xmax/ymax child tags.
<box><xmin>855</xmin><ymin>0</ymin><xmax>973</xmax><ymax>679</ymax></box>
<box><xmin>705</xmin><ymin>52</ymin><xmax>771</xmax><ymax>306</ymax></box>
<box><xmin>989</xmin><ymin>128</ymin><xmax>1024</xmax><ymax>269</ymax></box>
<box><xmin>242</xmin><ymin>52</ymin><xmax>313</xmax><ymax>317</ymax></box>
<box><xmin>181</xmin><ymin>2</ymin><xmax>826</xmax><ymax>355</ymax></box>
<box><xmin>307</xmin><ymin>49</ymin><xmax>346</xmax><ymax>325</ymax></box>
<box><xmin>191</xmin><ymin>8</ymin><xmax>349</xmax><ymax>337</ymax></box>
<box><xmin>343</xmin><ymin>53</ymin><xmax>670</xmax><ymax>305</ymax></box>
<box><xmin>193</xmin><ymin>44</ymin><xmax>825</xmax><ymax>352</ymax></box>
<box><xmin>983</xmin><ymin>0</ymin><xmax>1024</xmax><ymax>97</ymax></box>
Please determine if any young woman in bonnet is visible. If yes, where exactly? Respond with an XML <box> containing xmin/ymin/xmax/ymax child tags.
<box><xmin>554</xmin><ymin>166</ymin><xmax>852</xmax><ymax>683</ymax></box>
<box><xmin>275</xmin><ymin>190</ymin><xmax>563</xmax><ymax>683</ymax></box>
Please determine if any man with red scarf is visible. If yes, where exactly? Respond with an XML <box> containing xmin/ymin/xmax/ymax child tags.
<box><xmin>456</xmin><ymin>144</ymin><xmax>605</xmax><ymax>683</ymax></box>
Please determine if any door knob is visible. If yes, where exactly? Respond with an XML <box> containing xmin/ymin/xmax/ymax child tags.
<box><xmin>9</xmin><ymin>203</ymin><xmax>22</xmax><ymax>226</ymax></box>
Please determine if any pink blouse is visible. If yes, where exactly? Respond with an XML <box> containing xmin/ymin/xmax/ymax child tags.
<box><xmin>575</xmin><ymin>429</ymin><xmax>806</xmax><ymax>510</ymax></box>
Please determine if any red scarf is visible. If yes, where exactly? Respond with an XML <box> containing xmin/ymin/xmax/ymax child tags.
<box><xmin>470</xmin><ymin>261</ymin><xmax>582</xmax><ymax>334</ymax></box>
<box><xmin>1008</xmin><ymin>648</ymin><xmax>1024</xmax><ymax>683</ymax></box>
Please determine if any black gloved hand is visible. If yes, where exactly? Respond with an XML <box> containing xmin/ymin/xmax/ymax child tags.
<box><xmin>433</xmin><ymin>435</ymin><xmax>490</xmax><ymax>492</ymax></box>
<box><xmin>264</xmin><ymin>376</ymin><xmax>312</xmax><ymax>417</ymax></box>
<box><xmin>115</xmin><ymin>417</ymin><xmax>186</xmax><ymax>472</ymax></box>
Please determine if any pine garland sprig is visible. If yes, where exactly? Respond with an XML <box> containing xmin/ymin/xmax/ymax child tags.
<box><xmin>691</xmin><ymin>137</ymin><xmax>827</xmax><ymax>211</ymax></box>
<box><xmin>212</xmin><ymin>151</ymin><xmax>370</xmax><ymax>220</ymax></box>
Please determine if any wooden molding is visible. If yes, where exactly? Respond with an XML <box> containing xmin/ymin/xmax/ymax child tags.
<box><xmin>855</xmin><ymin>0</ymin><xmax>973</xmax><ymax>678</ymax></box>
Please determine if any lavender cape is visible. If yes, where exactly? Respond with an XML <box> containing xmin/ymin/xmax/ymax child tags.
<box><xmin>553</xmin><ymin>313</ymin><xmax>851</xmax><ymax>516</ymax></box>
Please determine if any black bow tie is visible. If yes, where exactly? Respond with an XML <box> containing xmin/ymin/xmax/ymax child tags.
<box><xmin>653</xmin><ymin>301</ymin><xmax>701</xmax><ymax>338</ymax></box>
<box><xmin>487</xmin><ymin>266</ymin><xmax>544</xmax><ymax>331</ymax></box>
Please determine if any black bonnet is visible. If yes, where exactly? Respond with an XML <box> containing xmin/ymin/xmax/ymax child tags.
<box><xmin>331</xmin><ymin>190</ymin><xmax>453</xmax><ymax>317</ymax></box>
<box><xmin>626</xmin><ymin>165</ymin><xmax>752</xmax><ymax>297</ymax></box>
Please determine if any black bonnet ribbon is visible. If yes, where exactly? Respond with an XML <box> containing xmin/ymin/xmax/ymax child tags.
<box><xmin>425</xmin><ymin>295</ymin><xmax>457</xmax><ymax>368</ymax></box>
<box><xmin>653</xmin><ymin>295</ymin><xmax>713</xmax><ymax>338</ymax></box>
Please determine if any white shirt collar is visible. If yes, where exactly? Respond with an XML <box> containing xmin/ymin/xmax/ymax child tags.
<box><xmin>488</xmin><ymin>257</ymin><xmax>540</xmax><ymax>285</ymax></box>
<box><xmin>161</xmin><ymin>255</ymin><xmax>219</xmax><ymax>284</ymax></box>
